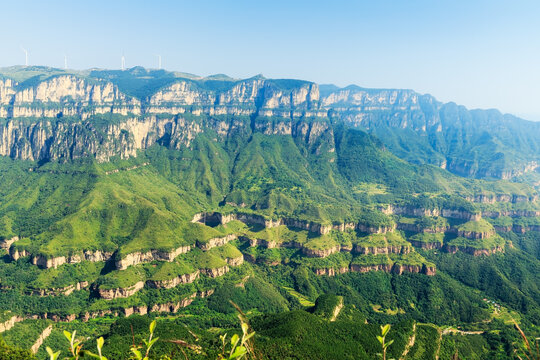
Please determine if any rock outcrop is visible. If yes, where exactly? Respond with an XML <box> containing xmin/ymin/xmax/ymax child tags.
<box><xmin>29</xmin><ymin>281</ymin><xmax>89</xmax><ymax>296</ymax></box>
<box><xmin>315</xmin><ymin>261</ymin><xmax>436</xmax><ymax>276</ymax></box>
<box><xmin>445</xmin><ymin>245</ymin><xmax>504</xmax><ymax>256</ymax></box>
<box><xmin>381</xmin><ymin>205</ymin><xmax>481</xmax><ymax>221</ymax></box>
<box><xmin>353</xmin><ymin>244</ymin><xmax>411</xmax><ymax>255</ymax></box>
<box><xmin>457</xmin><ymin>229</ymin><xmax>496</xmax><ymax>240</ymax></box>
<box><xmin>1</xmin><ymin>69</ymin><xmax>539</xmax><ymax>181</ymax></box>
<box><xmin>28</xmin><ymin>250</ymin><xmax>114</xmax><ymax>269</ymax></box>
<box><xmin>9</xmin><ymin>248</ymin><xmax>29</xmax><ymax>260</ymax></box>
<box><xmin>198</xmin><ymin>234</ymin><xmax>237</xmax><ymax>251</ymax></box>
<box><xmin>314</xmin><ymin>267</ymin><xmax>349</xmax><ymax>276</ymax></box>
<box><xmin>192</xmin><ymin>211</ymin><xmax>394</xmax><ymax>236</ymax></box>
<box><xmin>98</xmin><ymin>281</ymin><xmax>145</xmax><ymax>300</ymax></box>
<box><xmin>302</xmin><ymin>245</ymin><xmax>341</xmax><ymax>258</ymax></box>
<box><xmin>116</xmin><ymin>245</ymin><xmax>191</xmax><ymax>270</ymax></box>
<box><xmin>0</xmin><ymin>315</ymin><xmax>24</xmax><ymax>333</ymax></box>
<box><xmin>408</xmin><ymin>240</ymin><xmax>443</xmax><ymax>250</ymax></box>
<box><xmin>31</xmin><ymin>325</ymin><xmax>53</xmax><ymax>354</ymax></box>
<box><xmin>465</xmin><ymin>194</ymin><xmax>538</xmax><ymax>204</ymax></box>
<box><xmin>201</xmin><ymin>265</ymin><xmax>229</xmax><ymax>278</ymax></box>
<box><xmin>146</xmin><ymin>271</ymin><xmax>200</xmax><ymax>289</ymax></box>
<box><xmin>0</xmin><ymin>236</ymin><xmax>19</xmax><ymax>250</ymax></box>
<box><xmin>226</xmin><ymin>255</ymin><xmax>245</xmax><ymax>266</ymax></box>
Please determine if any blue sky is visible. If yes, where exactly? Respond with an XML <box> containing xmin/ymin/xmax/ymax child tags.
<box><xmin>1</xmin><ymin>0</ymin><xmax>539</xmax><ymax>120</ymax></box>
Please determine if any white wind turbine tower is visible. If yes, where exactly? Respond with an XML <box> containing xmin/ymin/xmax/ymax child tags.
<box><xmin>121</xmin><ymin>53</ymin><xmax>126</xmax><ymax>70</ymax></box>
<box><xmin>156</xmin><ymin>54</ymin><xmax>162</xmax><ymax>70</ymax></box>
<box><xmin>20</xmin><ymin>46</ymin><xmax>29</xmax><ymax>66</ymax></box>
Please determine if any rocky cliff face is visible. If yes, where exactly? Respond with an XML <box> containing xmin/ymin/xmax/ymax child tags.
<box><xmin>201</xmin><ymin>265</ymin><xmax>229</xmax><ymax>278</ymax></box>
<box><xmin>353</xmin><ymin>244</ymin><xmax>411</xmax><ymax>255</ymax></box>
<box><xmin>382</xmin><ymin>205</ymin><xmax>481</xmax><ymax>221</ymax></box>
<box><xmin>1</xmin><ymin>69</ymin><xmax>538</xmax><ymax>180</ymax></box>
<box><xmin>197</xmin><ymin>234</ymin><xmax>237</xmax><ymax>251</ymax></box>
<box><xmin>321</xmin><ymin>86</ymin><xmax>540</xmax><ymax>179</ymax></box>
<box><xmin>98</xmin><ymin>281</ymin><xmax>145</xmax><ymax>300</ymax></box>
<box><xmin>146</xmin><ymin>271</ymin><xmax>200</xmax><ymax>289</ymax></box>
<box><xmin>0</xmin><ymin>315</ymin><xmax>24</xmax><ymax>333</ymax></box>
<box><xmin>445</xmin><ymin>244</ymin><xmax>504</xmax><ymax>256</ymax></box>
<box><xmin>302</xmin><ymin>245</ymin><xmax>341</xmax><ymax>258</ymax></box>
<box><xmin>0</xmin><ymin>75</ymin><xmax>323</xmax><ymax>163</ymax></box>
<box><xmin>29</xmin><ymin>281</ymin><xmax>89</xmax><ymax>297</ymax></box>
<box><xmin>115</xmin><ymin>245</ymin><xmax>191</xmax><ymax>270</ymax></box>
<box><xmin>0</xmin><ymin>75</ymin><xmax>140</xmax><ymax>119</ymax></box>
<box><xmin>0</xmin><ymin>236</ymin><xmax>18</xmax><ymax>250</ymax></box>
<box><xmin>193</xmin><ymin>211</ymin><xmax>394</xmax><ymax>236</ymax></box>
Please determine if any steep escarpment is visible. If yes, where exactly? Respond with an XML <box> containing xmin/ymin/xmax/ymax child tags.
<box><xmin>0</xmin><ymin>74</ymin><xmax>140</xmax><ymax>119</ymax></box>
<box><xmin>0</xmin><ymin>115</ymin><xmax>203</xmax><ymax>162</ymax></box>
<box><xmin>115</xmin><ymin>246</ymin><xmax>192</xmax><ymax>270</ymax></box>
<box><xmin>192</xmin><ymin>211</ymin><xmax>395</xmax><ymax>236</ymax></box>
<box><xmin>1</xmin><ymin>67</ymin><xmax>538</xmax><ymax>183</ymax></box>
<box><xmin>320</xmin><ymin>84</ymin><xmax>540</xmax><ymax>180</ymax></box>
<box><xmin>9</xmin><ymin>249</ymin><xmax>113</xmax><ymax>269</ymax></box>
<box><xmin>146</xmin><ymin>270</ymin><xmax>200</xmax><ymax>289</ymax></box>
<box><xmin>148</xmin><ymin>77</ymin><xmax>324</xmax><ymax>118</ymax></box>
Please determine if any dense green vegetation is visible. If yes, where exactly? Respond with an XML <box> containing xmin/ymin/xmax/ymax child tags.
<box><xmin>0</xmin><ymin>67</ymin><xmax>539</xmax><ymax>358</ymax></box>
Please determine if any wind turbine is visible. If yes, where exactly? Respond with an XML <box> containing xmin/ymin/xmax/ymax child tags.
<box><xmin>156</xmin><ymin>54</ymin><xmax>162</xmax><ymax>70</ymax></box>
<box><xmin>121</xmin><ymin>53</ymin><xmax>126</xmax><ymax>71</ymax></box>
<box><xmin>20</xmin><ymin>46</ymin><xmax>28</xmax><ymax>66</ymax></box>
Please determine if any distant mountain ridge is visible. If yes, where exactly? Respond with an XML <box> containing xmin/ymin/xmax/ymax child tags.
<box><xmin>0</xmin><ymin>65</ymin><xmax>539</xmax><ymax>181</ymax></box>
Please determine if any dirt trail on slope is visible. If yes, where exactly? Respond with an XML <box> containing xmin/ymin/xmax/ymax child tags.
<box><xmin>400</xmin><ymin>322</ymin><xmax>416</xmax><ymax>360</ymax></box>
<box><xmin>31</xmin><ymin>324</ymin><xmax>53</xmax><ymax>354</ymax></box>
<box><xmin>330</xmin><ymin>297</ymin><xmax>344</xmax><ymax>322</ymax></box>
<box><xmin>435</xmin><ymin>327</ymin><xmax>442</xmax><ymax>360</ymax></box>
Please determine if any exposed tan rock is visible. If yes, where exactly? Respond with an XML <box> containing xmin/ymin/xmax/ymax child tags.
<box><xmin>465</xmin><ymin>194</ymin><xmax>538</xmax><ymax>204</ymax></box>
<box><xmin>396</xmin><ymin>223</ymin><xmax>449</xmax><ymax>233</ymax></box>
<box><xmin>226</xmin><ymin>256</ymin><xmax>245</xmax><ymax>266</ymax></box>
<box><xmin>314</xmin><ymin>262</ymin><xmax>437</xmax><ymax>276</ymax></box>
<box><xmin>408</xmin><ymin>240</ymin><xmax>442</xmax><ymax>250</ymax></box>
<box><xmin>198</xmin><ymin>234</ymin><xmax>237</xmax><ymax>251</ymax></box>
<box><xmin>0</xmin><ymin>315</ymin><xmax>24</xmax><ymax>333</ymax></box>
<box><xmin>0</xmin><ymin>236</ymin><xmax>19</xmax><ymax>250</ymax></box>
<box><xmin>192</xmin><ymin>211</ymin><xmax>394</xmax><ymax>236</ymax></box>
<box><xmin>28</xmin><ymin>250</ymin><xmax>113</xmax><ymax>269</ymax></box>
<box><xmin>350</xmin><ymin>264</ymin><xmax>393</xmax><ymax>273</ymax></box>
<box><xmin>29</xmin><ymin>281</ymin><xmax>89</xmax><ymax>296</ymax></box>
<box><xmin>31</xmin><ymin>325</ymin><xmax>53</xmax><ymax>354</ymax></box>
<box><xmin>314</xmin><ymin>267</ymin><xmax>349</xmax><ymax>276</ymax></box>
<box><xmin>302</xmin><ymin>245</ymin><xmax>341</xmax><ymax>258</ymax></box>
<box><xmin>146</xmin><ymin>271</ymin><xmax>200</xmax><ymax>289</ymax></box>
<box><xmin>9</xmin><ymin>248</ymin><xmax>29</xmax><ymax>260</ymax></box>
<box><xmin>457</xmin><ymin>229</ymin><xmax>495</xmax><ymax>240</ymax></box>
<box><xmin>483</xmin><ymin>209</ymin><xmax>540</xmax><ymax>218</ymax></box>
<box><xmin>445</xmin><ymin>244</ymin><xmax>504</xmax><ymax>256</ymax></box>
<box><xmin>98</xmin><ymin>281</ymin><xmax>145</xmax><ymax>300</ymax></box>
<box><xmin>116</xmin><ymin>245</ymin><xmax>191</xmax><ymax>270</ymax></box>
<box><xmin>381</xmin><ymin>205</ymin><xmax>481</xmax><ymax>221</ymax></box>
<box><xmin>201</xmin><ymin>266</ymin><xmax>229</xmax><ymax>278</ymax></box>
<box><xmin>353</xmin><ymin>244</ymin><xmax>411</xmax><ymax>255</ymax></box>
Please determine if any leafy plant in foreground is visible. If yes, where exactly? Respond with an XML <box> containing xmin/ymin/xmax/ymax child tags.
<box><xmin>376</xmin><ymin>324</ymin><xmax>394</xmax><ymax>360</ymax></box>
<box><xmin>130</xmin><ymin>320</ymin><xmax>159</xmax><ymax>360</ymax></box>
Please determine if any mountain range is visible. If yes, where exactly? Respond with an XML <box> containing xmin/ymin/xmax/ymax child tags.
<box><xmin>0</xmin><ymin>65</ymin><xmax>538</xmax><ymax>359</ymax></box>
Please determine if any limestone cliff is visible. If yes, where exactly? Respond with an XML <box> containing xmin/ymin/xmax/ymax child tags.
<box><xmin>1</xmin><ymin>68</ymin><xmax>538</xmax><ymax>181</ymax></box>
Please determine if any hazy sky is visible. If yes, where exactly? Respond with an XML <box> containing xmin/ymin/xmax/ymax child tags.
<box><xmin>1</xmin><ymin>0</ymin><xmax>539</xmax><ymax>120</ymax></box>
